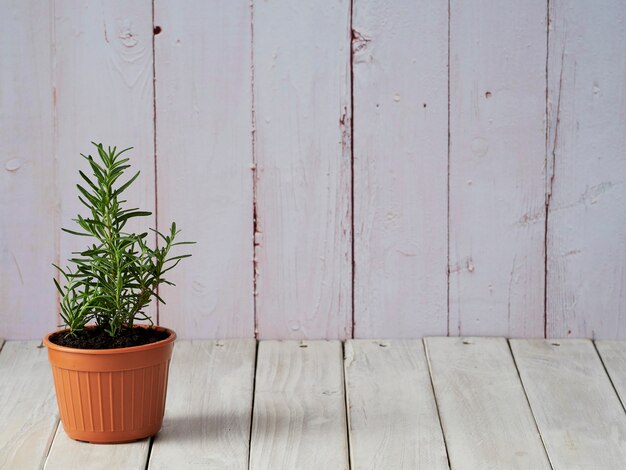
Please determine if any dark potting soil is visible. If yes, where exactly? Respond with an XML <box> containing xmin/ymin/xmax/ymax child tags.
<box><xmin>49</xmin><ymin>326</ymin><xmax>170</xmax><ymax>350</ymax></box>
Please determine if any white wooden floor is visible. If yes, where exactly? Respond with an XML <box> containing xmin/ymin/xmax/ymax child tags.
<box><xmin>1</xmin><ymin>337</ymin><xmax>626</xmax><ymax>469</ymax></box>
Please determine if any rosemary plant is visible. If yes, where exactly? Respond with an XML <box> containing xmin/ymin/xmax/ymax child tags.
<box><xmin>54</xmin><ymin>143</ymin><xmax>193</xmax><ymax>337</ymax></box>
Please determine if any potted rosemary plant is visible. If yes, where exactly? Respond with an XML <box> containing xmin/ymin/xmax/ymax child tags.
<box><xmin>44</xmin><ymin>143</ymin><xmax>193</xmax><ymax>443</ymax></box>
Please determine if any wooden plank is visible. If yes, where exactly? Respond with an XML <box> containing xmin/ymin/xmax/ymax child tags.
<box><xmin>352</xmin><ymin>0</ymin><xmax>448</xmax><ymax>337</ymax></box>
<box><xmin>249</xmin><ymin>341</ymin><xmax>349</xmax><ymax>469</ymax></box>
<box><xmin>511</xmin><ymin>339</ymin><xmax>626</xmax><ymax>467</ymax></box>
<box><xmin>448</xmin><ymin>0</ymin><xmax>547</xmax><ymax>336</ymax></box>
<box><xmin>425</xmin><ymin>337</ymin><xmax>550</xmax><ymax>469</ymax></box>
<box><xmin>153</xmin><ymin>1</ymin><xmax>254</xmax><ymax>337</ymax></box>
<box><xmin>148</xmin><ymin>340</ymin><xmax>257</xmax><ymax>469</ymax></box>
<box><xmin>254</xmin><ymin>0</ymin><xmax>352</xmax><ymax>339</ymax></box>
<box><xmin>595</xmin><ymin>341</ymin><xmax>626</xmax><ymax>408</ymax></box>
<box><xmin>44</xmin><ymin>429</ymin><xmax>149</xmax><ymax>470</ymax></box>
<box><xmin>0</xmin><ymin>342</ymin><xmax>59</xmax><ymax>469</ymax></box>
<box><xmin>344</xmin><ymin>340</ymin><xmax>448</xmax><ymax>469</ymax></box>
<box><xmin>546</xmin><ymin>0</ymin><xmax>626</xmax><ymax>339</ymax></box>
<box><xmin>0</xmin><ymin>0</ymin><xmax>57</xmax><ymax>339</ymax></box>
<box><xmin>54</xmin><ymin>0</ymin><xmax>156</xmax><ymax>320</ymax></box>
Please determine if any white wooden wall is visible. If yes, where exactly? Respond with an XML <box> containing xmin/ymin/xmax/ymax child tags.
<box><xmin>1</xmin><ymin>0</ymin><xmax>624</xmax><ymax>340</ymax></box>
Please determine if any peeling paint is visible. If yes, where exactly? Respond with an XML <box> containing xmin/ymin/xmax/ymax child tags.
<box><xmin>119</xmin><ymin>28</ymin><xmax>138</xmax><ymax>47</ymax></box>
<box><xmin>351</xmin><ymin>28</ymin><xmax>371</xmax><ymax>54</ymax></box>
<box><xmin>517</xmin><ymin>210</ymin><xmax>544</xmax><ymax>226</ymax></box>
<box><xmin>5</xmin><ymin>158</ymin><xmax>22</xmax><ymax>171</ymax></box>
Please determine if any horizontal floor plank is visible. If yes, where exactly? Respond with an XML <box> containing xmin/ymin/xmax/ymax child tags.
<box><xmin>425</xmin><ymin>337</ymin><xmax>550</xmax><ymax>470</ymax></box>
<box><xmin>148</xmin><ymin>340</ymin><xmax>257</xmax><ymax>469</ymax></box>
<box><xmin>249</xmin><ymin>341</ymin><xmax>349</xmax><ymax>470</ymax></box>
<box><xmin>345</xmin><ymin>339</ymin><xmax>448</xmax><ymax>469</ymax></box>
<box><xmin>511</xmin><ymin>339</ymin><xmax>626</xmax><ymax>468</ymax></box>
<box><xmin>0</xmin><ymin>341</ymin><xmax>59</xmax><ymax>469</ymax></box>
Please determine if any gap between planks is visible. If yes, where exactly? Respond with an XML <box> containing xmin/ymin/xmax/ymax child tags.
<box><xmin>511</xmin><ymin>339</ymin><xmax>626</xmax><ymax>468</ymax></box>
<box><xmin>594</xmin><ymin>340</ymin><xmax>626</xmax><ymax>412</ymax></box>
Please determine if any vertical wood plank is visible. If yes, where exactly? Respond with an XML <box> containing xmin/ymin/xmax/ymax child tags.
<box><xmin>249</xmin><ymin>341</ymin><xmax>349</xmax><ymax>469</ymax></box>
<box><xmin>344</xmin><ymin>340</ymin><xmax>448</xmax><ymax>469</ymax></box>
<box><xmin>254</xmin><ymin>0</ymin><xmax>352</xmax><ymax>339</ymax></box>
<box><xmin>54</xmin><ymin>0</ymin><xmax>156</xmax><ymax>318</ymax></box>
<box><xmin>352</xmin><ymin>0</ymin><xmax>449</xmax><ymax>337</ymax></box>
<box><xmin>154</xmin><ymin>1</ymin><xmax>254</xmax><ymax>338</ymax></box>
<box><xmin>45</xmin><ymin>429</ymin><xmax>149</xmax><ymax>470</ymax></box>
<box><xmin>449</xmin><ymin>0</ymin><xmax>547</xmax><ymax>336</ymax></box>
<box><xmin>511</xmin><ymin>339</ymin><xmax>626</xmax><ymax>467</ymax></box>
<box><xmin>595</xmin><ymin>341</ymin><xmax>626</xmax><ymax>408</ymax></box>
<box><xmin>425</xmin><ymin>337</ymin><xmax>551</xmax><ymax>469</ymax></box>
<box><xmin>148</xmin><ymin>340</ymin><xmax>256</xmax><ymax>469</ymax></box>
<box><xmin>0</xmin><ymin>0</ymin><xmax>57</xmax><ymax>339</ymax></box>
<box><xmin>546</xmin><ymin>1</ymin><xmax>626</xmax><ymax>339</ymax></box>
<box><xmin>0</xmin><ymin>342</ymin><xmax>59</xmax><ymax>469</ymax></box>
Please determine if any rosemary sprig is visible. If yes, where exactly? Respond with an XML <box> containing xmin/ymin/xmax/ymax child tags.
<box><xmin>54</xmin><ymin>143</ymin><xmax>194</xmax><ymax>337</ymax></box>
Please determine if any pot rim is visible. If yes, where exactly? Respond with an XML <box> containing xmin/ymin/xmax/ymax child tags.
<box><xmin>43</xmin><ymin>324</ymin><xmax>176</xmax><ymax>355</ymax></box>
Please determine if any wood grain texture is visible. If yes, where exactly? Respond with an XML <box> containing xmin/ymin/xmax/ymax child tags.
<box><xmin>154</xmin><ymin>1</ymin><xmax>254</xmax><ymax>338</ymax></box>
<box><xmin>448</xmin><ymin>0</ymin><xmax>547</xmax><ymax>336</ymax></box>
<box><xmin>0</xmin><ymin>342</ymin><xmax>59</xmax><ymax>469</ymax></box>
<box><xmin>0</xmin><ymin>0</ymin><xmax>57</xmax><ymax>340</ymax></box>
<box><xmin>352</xmin><ymin>0</ymin><xmax>448</xmax><ymax>337</ymax></box>
<box><xmin>511</xmin><ymin>339</ymin><xmax>626</xmax><ymax>468</ymax></box>
<box><xmin>344</xmin><ymin>340</ymin><xmax>448</xmax><ymax>469</ymax></box>
<box><xmin>249</xmin><ymin>341</ymin><xmax>349</xmax><ymax>469</ymax></box>
<box><xmin>148</xmin><ymin>340</ymin><xmax>256</xmax><ymax>469</ymax></box>
<box><xmin>54</xmin><ymin>0</ymin><xmax>156</xmax><ymax>320</ymax></box>
<box><xmin>595</xmin><ymin>341</ymin><xmax>626</xmax><ymax>408</ymax></box>
<box><xmin>254</xmin><ymin>0</ymin><xmax>352</xmax><ymax>339</ymax></box>
<box><xmin>546</xmin><ymin>0</ymin><xmax>626</xmax><ymax>339</ymax></box>
<box><xmin>45</xmin><ymin>428</ymin><xmax>149</xmax><ymax>470</ymax></box>
<box><xmin>425</xmin><ymin>337</ymin><xmax>550</xmax><ymax>470</ymax></box>
<box><xmin>3</xmin><ymin>2</ymin><xmax>626</xmax><ymax>341</ymax></box>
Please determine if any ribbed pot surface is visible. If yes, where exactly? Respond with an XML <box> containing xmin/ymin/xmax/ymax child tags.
<box><xmin>44</xmin><ymin>326</ymin><xmax>176</xmax><ymax>443</ymax></box>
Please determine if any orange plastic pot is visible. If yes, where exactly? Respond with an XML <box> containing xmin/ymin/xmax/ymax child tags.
<box><xmin>43</xmin><ymin>326</ymin><xmax>176</xmax><ymax>444</ymax></box>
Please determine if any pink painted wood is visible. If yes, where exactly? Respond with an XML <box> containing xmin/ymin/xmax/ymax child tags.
<box><xmin>546</xmin><ymin>0</ymin><xmax>626</xmax><ymax>339</ymax></box>
<box><xmin>352</xmin><ymin>0</ymin><xmax>449</xmax><ymax>338</ymax></box>
<box><xmin>0</xmin><ymin>1</ymin><xmax>57</xmax><ymax>339</ymax></box>
<box><xmin>1</xmin><ymin>1</ymin><xmax>625</xmax><ymax>341</ymax></box>
<box><xmin>253</xmin><ymin>0</ymin><xmax>352</xmax><ymax>339</ymax></box>
<box><xmin>448</xmin><ymin>0</ymin><xmax>547</xmax><ymax>337</ymax></box>
<box><xmin>54</xmin><ymin>0</ymin><xmax>157</xmax><ymax>322</ymax></box>
<box><xmin>154</xmin><ymin>0</ymin><xmax>254</xmax><ymax>338</ymax></box>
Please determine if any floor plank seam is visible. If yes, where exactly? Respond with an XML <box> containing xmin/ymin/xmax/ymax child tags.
<box><xmin>592</xmin><ymin>340</ymin><xmax>626</xmax><ymax>414</ymax></box>
<box><xmin>143</xmin><ymin>436</ymin><xmax>155</xmax><ymax>470</ymax></box>
<box><xmin>422</xmin><ymin>339</ymin><xmax>452</xmax><ymax>469</ymax></box>
<box><xmin>40</xmin><ymin>418</ymin><xmax>60</xmax><ymax>470</ymax></box>
<box><xmin>507</xmin><ymin>340</ymin><xmax>555</xmax><ymax>470</ymax></box>
<box><xmin>247</xmin><ymin>339</ymin><xmax>260</xmax><ymax>470</ymax></box>
<box><xmin>342</xmin><ymin>341</ymin><xmax>353</xmax><ymax>470</ymax></box>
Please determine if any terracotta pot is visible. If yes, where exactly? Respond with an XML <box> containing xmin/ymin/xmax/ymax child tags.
<box><xmin>43</xmin><ymin>326</ymin><xmax>176</xmax><ymax>444</ymax></box>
